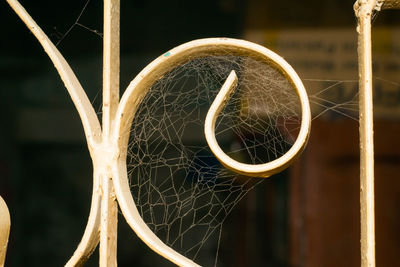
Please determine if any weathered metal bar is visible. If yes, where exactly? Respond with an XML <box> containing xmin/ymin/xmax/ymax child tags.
<box><xmin>354</xmin><ymin>1</ymin><xmax>376</xmax><ymax>267</ymax></box>
<box><xmin>0</xmin><ymin>196</ymin><xmax>10</xmax><ymax>267</ymax></box>
<box><xmin>100</xmin><ymin>0</ymin><xmax>120</xmax><ymax>266</ymax></box>
<box><xmin>99</xmin><ymin>172</ymin><xmax>118</xmax><ymax>267</ymax></box>
<box><xmin>103</xmin><ymin>0</ymin><xmax>120</xmax><ymax>139</ymax></box>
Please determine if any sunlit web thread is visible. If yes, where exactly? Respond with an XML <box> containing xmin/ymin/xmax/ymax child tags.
<box><xmin>304</xmin><ymin>78</ymin><xmax>359</xmax><ymax>121</ymax></box>
<box><xmin>53</xmin><ymin>0</ymin><xmax>103</xmax><ymax>47</ymax></box>
<box><xmin>305</xmin><ymin>76</ymin><xmax>399</xmax><ymax>121</ymax></box>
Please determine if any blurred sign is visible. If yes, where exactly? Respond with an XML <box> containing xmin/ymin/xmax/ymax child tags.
<box><xmin>245</xmin><ymin>28</ymin><xmax>400</xmax><ymax>119</ymax></box>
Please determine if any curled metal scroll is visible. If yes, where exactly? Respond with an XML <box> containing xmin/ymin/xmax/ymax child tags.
<box><xmin>112</xmin><ymin>38</ymin><xmax>311</xmax><ymax>265</ymax></box>
<box><xmin>204</xmin><ymin>60</ymin><xmax>310</xmax><ymax>178</ymax></box>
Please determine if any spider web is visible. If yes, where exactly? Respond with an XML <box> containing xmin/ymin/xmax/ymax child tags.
<box><xmin>126</xmin><ymin>55</ymin><xmax>302</xmax><ymax>266</ymax></box>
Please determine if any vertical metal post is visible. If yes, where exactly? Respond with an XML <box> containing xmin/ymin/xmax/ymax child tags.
<box><xmin>354</xmin><ymin>1</ymin><xmax>376</xmax><ymax>267</ymax></box>
<box><xmin>100</xmin><ymin>0</ymin><xmax>120</xmax><ymax>266</ymax></box>
<box><xmin>103</xmin><ymin>0</ymin><xmax>120</xmax><ymax>137</ymax></box>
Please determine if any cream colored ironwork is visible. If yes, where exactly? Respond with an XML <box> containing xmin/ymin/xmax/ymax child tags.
<box><xmin>3</xmin><ymin>0</ymin><xmax>311</xmax><ymax>266</ymax></box>
<box><xmin>3</xmin><ymin>0</ymin><xmax>400</xmax><ymax>266</ymax></box>
<box><xmin>354</xmin><ymin>1</ymin><xmax>377</xmax><ymax>266</ymax></box>
<box><xmin>112</xmin><ymin>37</ymin><xmax>311</xmax><ymax>267</ymax></box>
<box><xmin>354</xmin><ymin>1</ymin><xmax>400</xmax><ymax>266</ymax></box>
<box><xmin>204</xmin><ymin>69</ymin><xmax>310</xmax><ymax>178</ymax></box>
<box><xmin>0</xmin><ymin>196</ymin><xmax>10</xmax><ymax>267</ymax></box>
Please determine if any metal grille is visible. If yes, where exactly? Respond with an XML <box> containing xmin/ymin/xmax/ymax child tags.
<box><xmin>2</xmin><ymin>0</ymin><xmax>398</xmax><ymax>266</ymax></box>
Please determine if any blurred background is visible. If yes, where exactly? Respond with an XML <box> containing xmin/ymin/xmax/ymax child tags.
<box><xmin>1</xmin><ymin>0</ymin><xmax>400</xmax><ymax>266</ymax></box>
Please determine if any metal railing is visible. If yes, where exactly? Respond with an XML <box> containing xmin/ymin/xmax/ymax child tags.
<box><xmin>1</xmin><ymin>0</ymin><xmax>399</xmax><ymax>266</ymax></box>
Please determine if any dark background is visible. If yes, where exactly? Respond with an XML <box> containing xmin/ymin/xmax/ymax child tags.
<box><xmin>1</xmin><ymin>0</ymin><xmax>400</xmax><ymax>266</ymax></box>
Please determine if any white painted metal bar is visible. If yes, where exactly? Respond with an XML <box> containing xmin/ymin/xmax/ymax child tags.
<box><xmin>354</xmin><ymin>1</ymin><xmax>376</xmax><ymax>267</ymax></box>
<box><xmin>103</xmin><ymin>0</ymin><xmax>120</xmax><ymax>139</ymax></box>
<box><xmin>100</xmin><ymin>1</ymin><xmax>120</xmax><ymax>265</ymax></box>
<box><xmin>0</xmin><ymin>196</ymin><xmax>10</xmax><ymax>267</ymax></box>
<box><xmin>99</xmin><ymin>172</ymin><xmax>118</xmax><ymax>267</ymax></box>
